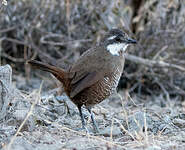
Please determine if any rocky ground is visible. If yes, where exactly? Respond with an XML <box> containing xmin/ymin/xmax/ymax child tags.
<box><xmin>0</xmin><ymin>73</ymin><xmax>185</xmax><ymax>150</ymax></box>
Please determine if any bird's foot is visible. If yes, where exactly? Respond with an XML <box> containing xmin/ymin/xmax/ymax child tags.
<box><xmin>75</xmin><ymin>126</ymin><xmax>91</xmax><ymax>134</ymax></box>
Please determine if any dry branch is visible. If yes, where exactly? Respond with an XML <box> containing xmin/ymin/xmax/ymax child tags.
<box><xmin>125</xmin><ymin>54</ymin><xmax>185</xmax><ymax>72</ymax></box>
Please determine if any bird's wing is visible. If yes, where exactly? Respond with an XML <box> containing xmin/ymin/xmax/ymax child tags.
<box><xmin>69</xmin><ymin>47</ymin><xmax>106</xmax><ymax>98</ymax></box>
<box><xmin>70</xmin><ymin>71</ymin><xmax>104</xmax><ymax>98</ymax></box>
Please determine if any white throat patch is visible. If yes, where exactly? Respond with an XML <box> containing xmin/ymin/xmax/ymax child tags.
<box><xmin>107</xmin><ymin>43</ymin><xmax>128</xmax><ymax>56</ymax></box>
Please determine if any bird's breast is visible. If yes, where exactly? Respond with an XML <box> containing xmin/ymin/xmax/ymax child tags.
<box><xmin>81</xmin><ymin>67</ymin><xmax>122</xmax><ymax>106</ymax></box>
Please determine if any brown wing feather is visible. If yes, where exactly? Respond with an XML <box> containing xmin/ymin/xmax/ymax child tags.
<box><xmin>68</xmin><ymin>46</ymin><xmax>108</xmax><ymax>98</ymax></box>
<box><xmin>70</xmin><ymin>71</ymin><xmax>104</xmax><ymax>98</ymax></box>
<box><xmin>70</xmin><ymin>71</ymin><xmax>89</xmax><ymax>85</ymax></box>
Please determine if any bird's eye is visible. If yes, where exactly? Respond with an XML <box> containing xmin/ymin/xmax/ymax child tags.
<box><xmin>115</xmin><ymin>36</ymin><xmax>121</xmax><ymax>42</ymax></box>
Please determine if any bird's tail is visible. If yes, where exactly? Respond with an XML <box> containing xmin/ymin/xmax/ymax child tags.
<box><xmin>27</xmin><ymin>60</ymin><xmax>68</xmax><ymax>84</ymax></box>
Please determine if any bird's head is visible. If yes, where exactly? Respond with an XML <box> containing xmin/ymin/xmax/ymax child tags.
<box><xmin>104</xmin><ymin>29</ymin><xmax>137</xmax><ymax>56</ymax></box>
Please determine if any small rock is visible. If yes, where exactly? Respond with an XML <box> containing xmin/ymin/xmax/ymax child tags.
<box><xmin>0</xmin><ymin>65</ymin><xmax>12</xmax><ymax>120</ymax></box>
<box><xmin>146</xmin><ymin>145</ymin><xmax>161</xmax><ymax>150</ymax></box>
<box><xmin>99</xmin><ymin>126</ymin><xmax>122</xmax><ymax>137</ymax></box>
<box><xmin>173</xmin><ymin>118</ymin><xmax>185</xmax><ymax>128</ymax></box>
<box><xmin>13</xmin><ymin>109</ymin><xmax>29</xmax><ymax>120</ymax></box>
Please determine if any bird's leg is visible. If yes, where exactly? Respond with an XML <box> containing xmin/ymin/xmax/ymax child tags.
<box><xmin>77</xmin><ymin>105</ymin><xmax>89</xmax><ymax>133</ymax></box>
<box><xmin>87</xmin><ymin>107</ymin><xmax>100</xmax><ymax>133</ymax></box>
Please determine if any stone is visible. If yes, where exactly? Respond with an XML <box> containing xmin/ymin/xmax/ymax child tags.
<box><xmin>0</xmin><ymin>65</ymin><xmax>12</xmax><ymax>121</ymax></box>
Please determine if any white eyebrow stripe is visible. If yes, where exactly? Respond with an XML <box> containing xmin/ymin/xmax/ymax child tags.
<box><xmin>108</xmin><ymin>35</ymin><xmax>117</xmax><ymax>40</ymax></box>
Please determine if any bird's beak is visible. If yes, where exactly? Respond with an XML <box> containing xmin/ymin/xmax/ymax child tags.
<box><xmin>126</xmin><ymin>38</ymin><xmax>137</xmax><ymax>44</ymax></box>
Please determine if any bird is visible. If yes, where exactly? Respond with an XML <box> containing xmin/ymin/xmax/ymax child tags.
<box><xmin>27</xmin><ymin>28</ymin><xmax>137</xmax><ymax>132</ymax></box>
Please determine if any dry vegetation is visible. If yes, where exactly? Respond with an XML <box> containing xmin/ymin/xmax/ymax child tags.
<box><xmin>0</xmin><ymin>0</ymin><xmax>185</xmax><ymax>150</ymax></box>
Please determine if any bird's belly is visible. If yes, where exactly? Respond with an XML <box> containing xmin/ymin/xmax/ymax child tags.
<box><xmin>72</xmin><ymin>68</ymin><xmax>122</xmax><ymax>107</ymax></box>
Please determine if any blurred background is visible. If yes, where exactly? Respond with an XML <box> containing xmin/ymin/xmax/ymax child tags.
<box><xmin>0</xmin><ymin>0</ymin><xmax>185</xmax><ymax>97</ymax></box>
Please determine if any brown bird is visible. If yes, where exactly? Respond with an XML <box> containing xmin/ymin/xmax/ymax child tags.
<box><xmin>28</xmin><ymin>29</ymin><xmax>136</xmax><ymax>132</ymax></box>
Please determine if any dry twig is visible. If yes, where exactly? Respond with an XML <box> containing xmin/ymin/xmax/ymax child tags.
<box><xmin>125</xmin><ymin>54</ymin><xmax>185</xmax><ymax>72</ymax></box>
